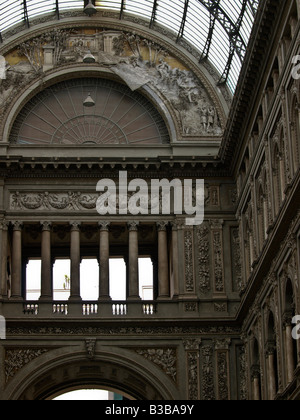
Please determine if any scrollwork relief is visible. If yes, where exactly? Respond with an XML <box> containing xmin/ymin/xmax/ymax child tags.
<box><xmin>135</xmin><ymin>348</ymin><xmax>177</xmax><ymax>383</ymax></box>
<box><xmin>5</xmin><ymin>348</ymin><xmax>49</xmax><ymax>382</ymax></box>
<box><xmin>184</xmin><ymin>229</ymin><xmax>195</xmax><ymax>293</ymax></box>
<box><xmin>196</xmin><ymin>224</ymin><xmax>210</xmax><ymax>295</ymax></box>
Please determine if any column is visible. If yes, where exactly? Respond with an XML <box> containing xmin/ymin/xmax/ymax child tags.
<box><xmin>69</xmin><ymin>222</ymin><xmax>81</xmax><ymax>301</ymax></box>
<box><xmin>279</xmin><ymin>155</ymin><xmax>285</xmax><ymax>201</ymax></box>
<box><xmin>251</xmin><ymin>366</ymin><xmax>261</xmax><ymax>401</ymax></box>
<box><xmin>99</xmin><ymin>222</ymin><xmax>111</xmax><ymax>301</ymax></box>
<box><xmin>0</xmin><ymin>221</ymin><xmax>8</xmax><ymax>298</ymax></box>
<box><xmin>171</xmin><ymin>221</ymin><xmax>179</xmax><ymax>298</ymax></box>
<box><xmin>128</xmin><ymin>222</ymin><xmax>140</xmax><ymax>300</ymax></box>
<box><xmin>266</xmin><ymin>343</ymin><xmax>277</xmax><ymax>400</ymax></box>
<box><xmin>40</xmin><ymin>222</ymin><xmax>52</xmax><ymax>300</ymax></box>
<box><xmin>157</xmin><ymin>221</ymin><xmax>169</xmax><ymax>299</ymax></box>
<box><xmin>284</xmin><ymin>316</ymin><xmax>295</xmax><ymax>383</ymax></box>
<box><xmin>11</xmin><ymin>221</ymin><xmax>23</xmax><ymax>300</ymax></box>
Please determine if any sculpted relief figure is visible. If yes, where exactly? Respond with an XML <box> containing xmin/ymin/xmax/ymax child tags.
<box><xmin>2</xmin><ymin>29</ymin><xmax>223</xmax><ymax>137</ymax></box>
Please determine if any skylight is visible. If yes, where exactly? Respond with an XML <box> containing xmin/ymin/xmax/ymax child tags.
<box><xmin>0</xmin><ymin>0</ymin><xmax>260</xmax><ymax>92</ymax></box>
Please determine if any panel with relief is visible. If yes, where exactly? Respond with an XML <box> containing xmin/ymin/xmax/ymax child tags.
<box><xmin>2</xmin><ymin>27</ymin><xmax>228</xmax><ymax>145</ymax></box>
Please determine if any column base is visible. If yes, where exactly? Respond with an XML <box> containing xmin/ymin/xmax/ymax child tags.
<box><xmin>127</xmin><ymin>296</ymin><xmax>141</xmax><ymax>301</ymax></box>
<box><xmin>10</xmin><ymin>296</ymin><xmax>24</xmax><ymax>302</ymax></box>
<box><xmin>39</xmin><ymin>296</ymin><xmax>53</xmax><ymax>302</ymax></box>
<box><xmin>98</xmin><ymin>296</ymin><xmax>112</xmax><ymax>302</ymax></box>
<box><xmin>68</xmin><ymin>296</ymin><xmax>82</xmax><ymax>302</ymax></box>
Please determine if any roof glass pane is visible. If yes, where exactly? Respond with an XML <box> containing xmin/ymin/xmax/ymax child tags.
<box><xmin>156</xmin><ymin>0</ymin><xmax>184</xmax><ymax>34</ymax></box>
<box><xmin>26</xmin><ymin>0</ymin><xmax>56</xmax><ymax>20</ymax></box>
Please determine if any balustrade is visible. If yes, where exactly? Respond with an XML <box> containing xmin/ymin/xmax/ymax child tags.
<box><xmin>9</xmin><ymin>220</ymin><xmax>174</xmax><ymax>318</ymax></box>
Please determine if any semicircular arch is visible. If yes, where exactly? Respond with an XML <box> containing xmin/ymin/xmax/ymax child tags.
<box><xmin>4</xmin><ymin>346</ymin><xmax>179</xmax><ymax>401</ymax></box>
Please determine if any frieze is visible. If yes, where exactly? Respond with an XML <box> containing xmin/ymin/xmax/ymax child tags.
<box><xmin>9</xmin><ymin>188</ymin><xmax>214</xmax><ymax>213</ymax></box>
<box><xmin>7</xmin><ymin>325</ymin><xmax>241</xmax><ymax>337</ymax></box>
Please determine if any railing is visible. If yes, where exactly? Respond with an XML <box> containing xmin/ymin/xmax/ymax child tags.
<box><xmin>53</xmin><ymin>303</ymin><xmax>68</xmax><ymax>315</ymax></box>
<box><xmin>82</xmin><ymin>303</ymin><xmax>98</xmax><ymax>316</ymax></box>
<box><xmin>21</xmin><ymin>301</ymin><xmax>157</xmax><ymax>317</ymax></box>
<box><xmin>23</xmin><ymin>303</ymin><xmax>39</xmax><ymax>315</ymax></box>
<box><xmin>112</xmin><ymin>303</ymin><xmax>127</xmax><ymax>316</ymax></box>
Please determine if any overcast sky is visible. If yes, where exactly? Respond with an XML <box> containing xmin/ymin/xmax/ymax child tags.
<box><xmin>26</xmin><ymin>258</ymin><xmax>153</xmax><ymax>301</ymax></box>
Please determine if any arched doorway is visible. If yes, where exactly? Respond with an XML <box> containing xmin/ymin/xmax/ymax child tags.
<box><xmin>4</xmin><ymin>348</ymin><xmax>177</xmax><ymax>400</ymax></box>
<box><xmin>50</xmin><ymin>387</ymin><xmax>132</xmax><ymax>401</ymax></box>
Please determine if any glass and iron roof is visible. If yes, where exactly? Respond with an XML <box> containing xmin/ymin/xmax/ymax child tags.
<box><xmin>0</xmin><ymin>0</ymin><xmax>260</xmax><ymax>92</ymax></box>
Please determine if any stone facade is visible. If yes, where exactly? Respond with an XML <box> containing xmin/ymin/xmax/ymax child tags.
<box><xmin>0</xmin><ymin>0</ymin><xmax>299</xmax><ymax>401</ymax></box>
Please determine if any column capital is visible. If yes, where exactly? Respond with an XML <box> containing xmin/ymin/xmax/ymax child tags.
<box><xmin>251</xmin><ymin>365</ymin><xmax>261</xmax><ymax>380</ymax></box>
<box><xmin>40</xmin><ymin>221</ymin><xmax>52</xmax><ymax>231</ymax></box>
<box><xmin>11</xmin><ymin>221</ymin><xmax>23</xmax><ymax>231</ymax></box>
<box><xmin>156</xmin><ymin>221</ymin><xmax>169</xmax><ymax>231</ymax></box>
<box><xmin>0</xmin><ymin>220</ymin><xmax>9</xmax><ymax>230</ymax></box>
<box><xmin>171</xmin><ymin>219</ymin><xmax>184</xmax><ymax>230</ymax></box>
<box><xmin>70</xmin><ymin>221</ymin><xmax>81</xmax><ymax>231</ymax></box>
<box><xmin>99</xmin><ymin>221</ymin><xmax>110</xmax><ymax>232</ymax></box>
<box><xmin>128</xmin><ymin>221</ymin><xmax>139</xmax><ymax>232</ymax></box>
<box><xmin>265</xmin><ymin>341</ymin><xmax>276</xmax><ymax>357</ymax></box>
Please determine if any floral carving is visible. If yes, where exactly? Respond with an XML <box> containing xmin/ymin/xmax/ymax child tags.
<box><xmin>202</xmin><ymin>345</ymin><xmax>215</xmax><ymax>400</ymax></box>
<box><xmin>5</xmin><ymin>348</ymin><xmax>48</xmax><ymax>382</ymax></box>
<box><xmin>197</xmin><ymin>225</ymin><xmax>210</xmax><ymax>294</ymax></box>
<box><xmin>184</xmin><ymin>229</ymin><xmax>195</xmax><ymax>293</ymax></box>
<box><xmin>10</xmin><ymin>192</ymin><xmax>97</xmax><ymax>212</ymax></box>
<box><xmin>135</xmin><ymin>348</ymin><xmax>177</xmax><ymax>382</ymax></box>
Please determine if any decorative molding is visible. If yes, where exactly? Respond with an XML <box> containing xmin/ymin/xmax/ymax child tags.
<box><xmin>85</xmin><ymin>339</ymin><xmax>96</xmax><ymax>360</ymax></box>
<box><xmin>184</xmin><ymin>229</ymin><xmax>195</xmax><ymax>293</ymax></box>
<box><xmin>202</xmin><ymin>345</ymin><xmax>215</xmax><ymax>400</ymax></box>
<box><xmin>196</xmin><ymin>224</ymin><xmax>210</xmax><ymax>295</ymax></box>
<box><xmin>5</xmin><ymin>348</ymin><xmax>49</xmax><ymax>382</ymax></box>
<box><xmin>10</xmin><ymin>192</ymin><xmax>98</xmax><ymax>212</ymax></box>
<box><xmin>7</xmin><ymin>325</ymin><xmax>241</xmax><ymax>336</ymax></box>
<box><xmin>183</xmin><ymin>339</ymin><xmax>201</xmax><ymax>400</ymax></box>
<box><xmin>210</xmin><ymin>220</ymin><xmax>225</xmax><ymax>294</ymax></box>
<box><xmin>216</xmin><ymin>350</ymin><xmax>230</xmax><ymax>400</ymax></box>
<box><xmin>135</xmin><ymin>348</ymin><xmax>177</xmax><ymax>383</ymax></box>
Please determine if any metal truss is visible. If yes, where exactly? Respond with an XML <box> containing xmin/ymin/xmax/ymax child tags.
<box><xmin>146</xmin><ymin>0</ymin><xmax>259</xmax><ymax>86</ymax></box>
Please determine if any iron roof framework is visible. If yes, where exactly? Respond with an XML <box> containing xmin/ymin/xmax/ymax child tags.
<box><xmin>0</xmin><ymin>0</ymin><xmax>260</xmax><ymax>91</ymax></box>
